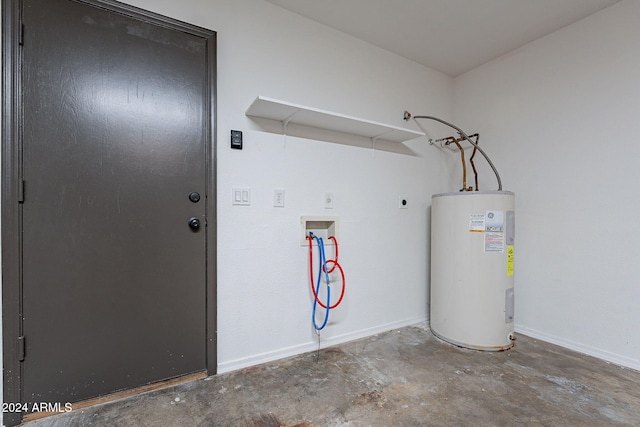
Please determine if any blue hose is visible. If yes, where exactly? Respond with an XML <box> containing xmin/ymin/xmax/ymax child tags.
<box><xmin>311</xmin><ymin>235</ymin><xmax>331</xmax><ymax>331</ymax></box>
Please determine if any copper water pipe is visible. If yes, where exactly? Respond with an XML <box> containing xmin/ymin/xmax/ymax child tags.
<box><xmin>467</xmin><ymin>133</ymin><xmax>479</xmax><ymax>191</ymax></box>
<box><xmin>450</xmin><ymin>139</ymin><xmax>468</xmax><ymax>191</ymax></box>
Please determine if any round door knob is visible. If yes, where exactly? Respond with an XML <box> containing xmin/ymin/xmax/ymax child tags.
<box><xmin>189</xmin><ymin>192</ymin><xmax>201</xmax><ymax>203</ymax></box>
<box><xmin>188</xmin><ymin>217</ymin><xmax>201</xmax><ymax>231</ymax></box>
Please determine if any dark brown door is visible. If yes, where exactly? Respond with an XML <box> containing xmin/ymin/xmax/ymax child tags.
<box><xmin>21</xmin><ymin>0</ymin><xmax>211</xmax><ymax>404</ymax></box>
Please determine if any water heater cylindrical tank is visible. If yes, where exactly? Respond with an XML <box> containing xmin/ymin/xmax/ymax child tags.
<box><xmin>430</xmin><ymin>191</ymin><xmax>515</xmax><ymax>351</ymax></box>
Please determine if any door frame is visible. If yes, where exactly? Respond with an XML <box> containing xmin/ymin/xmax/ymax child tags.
<box><xmin>1</xmin><ymin>1</ymin><xmax>217</xmax><ymax>424</ymax></box>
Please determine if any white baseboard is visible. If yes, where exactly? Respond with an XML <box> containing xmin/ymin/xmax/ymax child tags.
<box><xmin>515</xmin><ymin>324</ymin><xmax>640</xmax><ymax>372</ymax></box>
<box><xmin>218</xmin><ymin>319</ymin><xmax>639</xmax><ymax>375</ymax></box>
<box><xmin>217</xmin><ymin>315</ymin><xmax>428</xmax><ymax>374</ymax></box>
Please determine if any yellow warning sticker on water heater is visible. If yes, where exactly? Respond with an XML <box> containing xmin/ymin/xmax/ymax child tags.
<box><xmin>507</xmin><ymin>245</ymin><xmax>514</xmax><ymax>276</ymax></box>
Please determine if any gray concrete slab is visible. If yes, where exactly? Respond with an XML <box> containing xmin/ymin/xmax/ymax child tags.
<box><xmin>21</xmin><ymin>324</ymin><xmax>640</xmax><ymax>426</ymax></box>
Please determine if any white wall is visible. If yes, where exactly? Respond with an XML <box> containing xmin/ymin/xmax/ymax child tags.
<box><xmin>115</xmin><ymin>0</ymin><xmax>453</xmax><ymax>372</ymax></box>
<box><xmin>454</xmin><ymin>0</ymin><xmax>640</xmax><ymax>370</ymax></box>
<box><xmin>1</xmin><ymin>1</ymin><xmax>452</xmax><ymax>421</ymax></box>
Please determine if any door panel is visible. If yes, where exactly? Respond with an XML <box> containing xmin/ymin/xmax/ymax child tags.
<box><xmin>21</xmin><ymin>0</ymin><xmax>209</xmax><ymax>403</ymax></box>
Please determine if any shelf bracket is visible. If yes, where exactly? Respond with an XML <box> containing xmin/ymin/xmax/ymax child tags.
<box><xmin>282</xmin><ymin>109</ymin><xmax>301</xmax><ymax>136</ymax></box>
<box><xmin>371</xmin><ymin>130</ymin><xmax>394</xmax><ymax>148</ymax></box>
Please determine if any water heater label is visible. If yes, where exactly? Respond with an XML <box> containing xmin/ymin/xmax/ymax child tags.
<box><xmin>485</xmin><ymin>210</ymin><xmax>504</xmax><ymax>232</ymax></box>
<box><xmin>484</xmin><ymin>210</ymin><xmax>505</xmax><ymax>252</ymax></box>
<box><xmin>469</xmin><ymin>214</ymin><xmax>485</xmax><ymax>232</ymax></box>
<box><xmin>485</xmin><ymin>233</ymin><xmax>504</xmax><ymax>252</ymax></box>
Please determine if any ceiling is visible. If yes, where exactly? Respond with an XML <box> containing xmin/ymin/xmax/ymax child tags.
<box><xmin>263</xmin><ymin>0</ymin><xmax>620</xmax><ymax>77</ymax></box>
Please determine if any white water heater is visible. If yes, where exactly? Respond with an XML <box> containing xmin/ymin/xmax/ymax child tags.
<box><xmin>430</xmin><ymin>191</ymin><xmax>515</xmax><ymax>351</ymax></box>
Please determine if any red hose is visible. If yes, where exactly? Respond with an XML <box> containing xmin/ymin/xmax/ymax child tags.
<box><xmin>307</xmin><ymin>235</ymin><xmax>345</xmax><ymax>310</ymax></box>
<box><xmin>323</xmin><ymin>260</ymin><xmax>345</xmax><ymax>308</ymax></box>
<box><xmin>326</xmin><ymin>236</ymin><xmax>338</xmax><ymax>273</ymax></box>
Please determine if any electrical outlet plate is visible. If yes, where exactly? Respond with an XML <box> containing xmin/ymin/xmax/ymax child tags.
<box><xmin>324</xmin><ymin>192</ymin><xmax>334</xmax><ymax>209</ymax></box>
<box><xmin>273</xmin><ymin>189</ymin><xmax>285</xmax><ymax>207</ymax></box>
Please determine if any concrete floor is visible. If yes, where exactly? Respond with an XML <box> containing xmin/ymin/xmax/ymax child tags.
<box><xmin>23</xmin><ymin>324</ymin><xmax>640</xmax><ymax>426</ymax></box>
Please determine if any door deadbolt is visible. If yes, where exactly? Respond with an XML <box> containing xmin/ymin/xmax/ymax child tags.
<box><xmin>188</xmin><ymin>217</ymin><xmax>201</xmax><ymax>231</ymax></box>
<box><xmin>189</xmin><ymin>192</ymin><xmax>201</xmax><ymax>203</ymax></box>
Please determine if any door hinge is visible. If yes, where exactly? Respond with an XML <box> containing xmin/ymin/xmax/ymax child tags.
<box><xmin>18</xmin><ymin>179</ymin><xmax>25</xmax><ymax>203</ymax></box>
<box><xmin>18</xmin><ymin>336</ymin><xmax>25</xmax><ymax>361</ymax></box>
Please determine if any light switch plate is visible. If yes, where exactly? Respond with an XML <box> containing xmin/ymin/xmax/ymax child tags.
<box><xmin>232</xmin><ymin>187</ymin><xmax>250</xmax><ymax>205</ymax></box>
